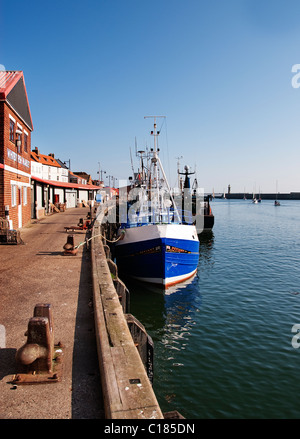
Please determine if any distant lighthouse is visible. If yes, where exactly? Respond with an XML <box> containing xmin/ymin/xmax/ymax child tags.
<box><xmin>228</xmin><ymin>184</ymin><xmax>231</xmax><ymax>194</ymax></box>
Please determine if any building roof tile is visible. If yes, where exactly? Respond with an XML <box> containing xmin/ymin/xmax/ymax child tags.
<box><xmin>31</xmin><ymin>151</ymin><xmax>61</xmax><ymax>167</ymax></box>
<box><xmin>0</xmin><ymin>71</ymin><xmax>23</xmax><ymax>98</ymax></box>
<box><xmin>0</xmin><ymin>70</ymin><xmax>33</xmax><ymax>130</ymax></box>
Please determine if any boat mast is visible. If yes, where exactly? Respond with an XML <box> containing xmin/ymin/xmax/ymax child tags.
<box><xmin>144</xmin><ymin>116</ymin><xmax>163</xmax><ymax>207</ymax></box>
<box><xmin>144</xmin><ymin>115</ymin><xmax>181</xmax><ymax>222</ymax></box>
<box><xmin>153</xmin><ymin>117</ymin><xmax>160</xmax><ymax>196</ymax></box>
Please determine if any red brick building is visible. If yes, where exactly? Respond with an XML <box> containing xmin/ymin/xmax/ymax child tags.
<box><xmin>0</xmin><ymin>71</ymin><xmax>33</xmax><ymax>229</ymax></box>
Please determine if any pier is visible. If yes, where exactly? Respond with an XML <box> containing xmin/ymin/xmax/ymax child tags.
<box><xmin>0</xmin><ymin>205</ymin><xmax>165</xmax><ymax>419</ymax></box>
<box><xmin>222</xmin><ymin>192</ymin><xmax>300</xmax><ymax>200</ymax></box>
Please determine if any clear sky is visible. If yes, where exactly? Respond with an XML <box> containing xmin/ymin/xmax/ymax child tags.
<box><xmin>1</xmin><ymin>0</ymin><xmax>300</xmax><ymax>193</ymax></box>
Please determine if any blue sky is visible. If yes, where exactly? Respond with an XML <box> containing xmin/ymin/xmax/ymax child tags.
<box><xmin>1</xmin><ymin>0</ymin><xmax>300</xmax><ymax>193</ymax></box>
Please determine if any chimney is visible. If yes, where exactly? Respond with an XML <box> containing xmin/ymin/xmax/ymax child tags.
<box><xmin>32</xmin><ymin>147</ymin><xmax>40</xmax><ymax>155</ymax></box>
<box><xmin>49</xmin><ymin>153</ymin><xmax>55</xmax><ymax>158</ymax></box>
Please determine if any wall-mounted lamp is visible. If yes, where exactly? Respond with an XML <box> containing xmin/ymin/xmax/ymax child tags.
<box><xmin>15</xmin><ymin>129</ymin><xmax>22</xmax><ymax>153</ymax></box>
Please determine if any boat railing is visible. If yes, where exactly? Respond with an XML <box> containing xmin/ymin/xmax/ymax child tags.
<box><xmin>177</xmin><ymin>208</ymin><xmax>194</xmax><ymax>225</ymax></box>
<box><xmin>121</xmin><ymin>207</ymin><xmax>194</xmax><ymax>228</ymax></box>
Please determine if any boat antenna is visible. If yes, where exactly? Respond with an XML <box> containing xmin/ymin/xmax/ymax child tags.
<box><xmin>144</xmin><ymin>116</ymin><xmax>165</xmax><ymax>153</ymax></box>
<box><xmin>176</xmin><ymin>156</ymin><xmax>183</xmax><ymax>188</ymax></box>
<box><xmin>130</xmin><ymin>147</ymin><xmax>135</xmax><ymax>176</ymax></box>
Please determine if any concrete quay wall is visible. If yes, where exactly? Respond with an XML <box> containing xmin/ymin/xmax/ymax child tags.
<box><xmin>91</xmin><ymin>221</ymin><xmax>164</xmax><ymax>419</ymax></box>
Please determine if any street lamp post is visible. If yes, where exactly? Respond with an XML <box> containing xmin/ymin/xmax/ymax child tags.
<box><xmin>101</xmin><ymin>170</ymin><xmax>106</xmax><ymax>182</ymax></box>
<box><xmin>15</xmin><ymin>129</ymin><xmax>22</xmax><ymax>179</ymax></box>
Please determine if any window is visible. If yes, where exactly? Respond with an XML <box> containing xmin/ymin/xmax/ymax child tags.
<box><xmin>11</xmin><ymin>185</ymin><xmax>17</xmax><ymax>207</ymax></box>
<box><xmin>10</xmin><ymin>119</ymin><xmax>15</xmax><ymax>142</ymax></box>
<box><xmin>23</xmin><ymin>187</ymin><xmax>27</xmax><ymax>205</ymax></box>
<box><xmin>24</xmin><ymin>132</ymin><xmax>28</xmax><ymax>152</ymax></box>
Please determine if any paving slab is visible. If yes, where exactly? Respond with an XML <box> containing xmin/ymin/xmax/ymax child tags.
<box><xmin>0</xmin><ymin>207</ymin><xmax>104</xmax><ymax>419</ymax></box>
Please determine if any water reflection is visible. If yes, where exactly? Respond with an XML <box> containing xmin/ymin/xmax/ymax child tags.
<box><xmin>198</xmin><ymin>231</ymin><xmax>215</xmax><ymax>269</ymax></box>
<box><xmin>123</xmin><ymin>277</ymin><xmax>166</xmax><ymax>331</ymax></box>
<box><xmin>119</xmin><ymin>234</ymin><xmax>214</xmax><ymax>408</ymax></box>
<box><xmin>125</xmin><ymin>273</ymin><xmax>202</xmax><ymax>349</ymax></box>
<box><xmin>122</xmin><ymin>237</ymin><xmax>211</xmax><ymax>414</ymax></box>
<box><xmin>123</xmin><ymin>234</ymin><xmax>213</xmax><ymax>337</ymax></box>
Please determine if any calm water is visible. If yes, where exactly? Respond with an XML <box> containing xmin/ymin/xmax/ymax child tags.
<box><xmin>127</xmin><ymin>199</ymin><xmax>300</xmax><ymax>419</ymax></box>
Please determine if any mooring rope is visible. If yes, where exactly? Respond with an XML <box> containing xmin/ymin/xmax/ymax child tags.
<box><xmin>75</xmin><ymin>229</ymin><xmax>125</xmax><ymax>249</ymax></box>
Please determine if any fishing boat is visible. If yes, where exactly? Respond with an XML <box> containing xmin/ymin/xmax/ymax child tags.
<box><xmin>115</xmin><ymin>117</ymin><xmax>199</xmax><ymax>288</ymax></box>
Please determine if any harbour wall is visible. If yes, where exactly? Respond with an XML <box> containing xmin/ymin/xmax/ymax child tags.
<box><xmin>90</xmin><ymin>216</ymin><xmax>164</xmax><ymax>419</ymax></box>
<box><xmin>223</xmin><ymin>193</ymin><xmax>300</xmax><ymax>200</ymax></box>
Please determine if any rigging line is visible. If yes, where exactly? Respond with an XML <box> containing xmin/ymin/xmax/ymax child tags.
<box><xmin>164</xmin><ymin>117</ymin><xmax>171</xmax><ymax>185</ymax></box>
<box><xmin>156</xmin><ymin>117</ymin><xmax>171</xmax><ymax>184</ymax></box>
<box><xmin>158</xmin><ymin>116</ymin><xmax>166</xmax><ymax>132</ymax></box>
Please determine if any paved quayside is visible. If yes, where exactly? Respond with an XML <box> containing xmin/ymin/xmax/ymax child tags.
<box><xmin>0</xmin><ymin>207</ymin><xmax>104</xmax><ymax>419</ymax></box>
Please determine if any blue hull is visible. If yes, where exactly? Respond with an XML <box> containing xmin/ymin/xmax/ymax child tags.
<box><xmin>115</xmin><ymin>236</ymin><xmax>199</xmax><ymax>287</ymax></box>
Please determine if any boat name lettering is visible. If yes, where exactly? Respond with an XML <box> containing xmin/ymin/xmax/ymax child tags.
<box><xmin>132</xmin><ymin>246</ymin><xmax>161</xmax><ymax>257</ymax></box>
<box><xmin>166</xmin><ymin>245</ymin><xmax>191</xmax><ymax>254</ymax></box>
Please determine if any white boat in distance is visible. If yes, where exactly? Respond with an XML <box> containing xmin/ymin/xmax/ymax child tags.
<box><xmin>115</xmin><ymin>117</ymin><xmax>199</xmax><ymax>288</ymax></box>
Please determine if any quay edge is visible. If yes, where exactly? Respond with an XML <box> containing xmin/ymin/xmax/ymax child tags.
<box><xmin>91</xmin><ymin>221</ymin><xmax>164</xmax><ymax>419</ymax></box>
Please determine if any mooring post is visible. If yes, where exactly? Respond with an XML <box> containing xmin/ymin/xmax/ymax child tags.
<box><xmin>14</xmin><ymin>304</ymin><xmax>63</xmax><ymax>384</ymax></box>
<box><xmin>34</xmin><ymin>303</ymin><xmax>54</xmax><ymax>370</ymax></box>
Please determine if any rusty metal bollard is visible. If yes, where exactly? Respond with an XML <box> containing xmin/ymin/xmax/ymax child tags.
<box><xmin>63</xmin><ymin>234</ymin><xmax>78</xmax><ymax>255</ymax></box>
<box><xmin>14</xmin><ymin>304</ymin><xmax>63</xmax><ymax>384</ymax></box>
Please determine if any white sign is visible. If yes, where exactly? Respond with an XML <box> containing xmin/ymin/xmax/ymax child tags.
<box><xmin>7</xmin><ymin>148</ymin><xmax>30</xmax><ymax>168</ymax></box>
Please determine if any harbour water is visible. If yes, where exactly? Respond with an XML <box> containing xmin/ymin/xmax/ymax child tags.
<box><xmin>127</xmin><ymin>199</ymin><xmax>300</xmax><ymax>419</ymax></box>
